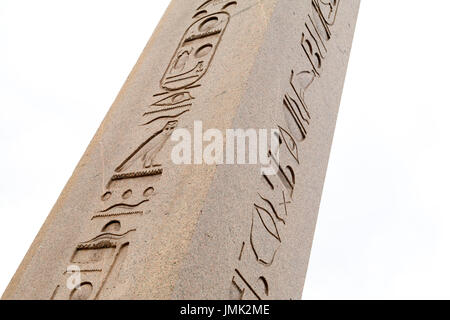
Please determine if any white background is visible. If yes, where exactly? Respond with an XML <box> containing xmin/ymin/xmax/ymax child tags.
<box><xmin>1</xmin><ymin>1</ymin><xmax>449</xmax><ymax>299</ymax></box>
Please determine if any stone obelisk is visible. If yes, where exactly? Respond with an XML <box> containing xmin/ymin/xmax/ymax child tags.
<box><xmin>3</xmin><ymin>0</ymin><xmax>360</xmax><ymax>300</ymax></box>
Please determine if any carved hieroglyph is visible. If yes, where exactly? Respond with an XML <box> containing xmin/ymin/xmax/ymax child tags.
<box><xmin>3</xmin><ymin>0</ymin><xmax>360</xmax><ymax>300</ymax></box>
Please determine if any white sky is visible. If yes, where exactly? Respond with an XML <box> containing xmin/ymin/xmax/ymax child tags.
<box><xmin>1</xmin><ymin>1</ymin><xmax>450</xmax><ymax>299</ymax></box>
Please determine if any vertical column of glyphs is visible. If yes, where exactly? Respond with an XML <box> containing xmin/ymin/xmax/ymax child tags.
<box><xmin>230</xmin><ymin>0</ymin><xmax>342</xmax><ymax>300</ymax></box>
<box><xmin>51</xmin><ymin>0</ymin><xmax>240</xmax><ymax>300</ymax></box>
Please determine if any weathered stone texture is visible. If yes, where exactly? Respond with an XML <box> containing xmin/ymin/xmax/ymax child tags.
<box><xmin>3</xmin><ymin>0</ymin><xmax>359</xmax><ymax>300</ymax></box>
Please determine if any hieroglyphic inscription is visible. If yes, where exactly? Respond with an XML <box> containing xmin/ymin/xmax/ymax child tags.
<box><xmin>160</xmin><ymin>12</ymin><xmax>230</xmax><ymax>90</ymax></box>
<box><xmin>231</xmin><ymin>0</ymin><xmax>342</xmax><ymax>300</ymax></box>
<box><xmin>51</xmin><ymin>0</ymin><xmax>240</xmax><ymax>299</ymax></box>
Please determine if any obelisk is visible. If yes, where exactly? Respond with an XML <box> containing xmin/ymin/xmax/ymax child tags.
<box><xmin>2</xmin><ymin>0</ymin><xmax>360</xmax><ymax>300</ymax></box>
